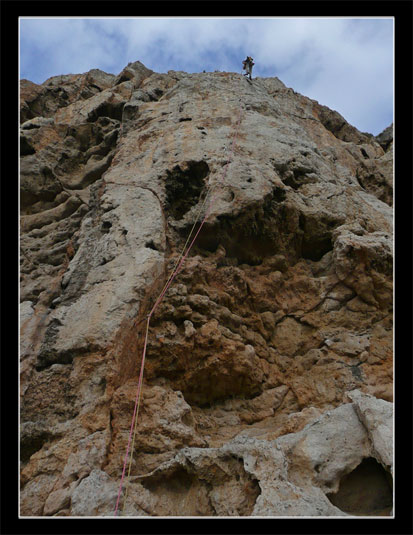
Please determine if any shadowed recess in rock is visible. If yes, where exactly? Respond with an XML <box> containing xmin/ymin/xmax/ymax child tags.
<box><xmin>164</xmin><ymin>160</ymin><xmax>210</xmax><ymax>220</ymax></box>
<box><xmin>138</xmin><ymin>457</ymin><xmax>261</xmax><ymax>516</ymax></box>
<box><xmin>298</xmin><ymin>213</ymin><xmax>342</xmax><ymax>262</ymax></box>
<box><xmin>87</xmin><ymin>101</ymin><xmax>124</xmax><ymax>122</ymax></box>
<box><xmin>20</xmin><ymin>430</ymin><xmax>53</xmax><ymax>463</ymax></box>
<box><xmin>326</xmin><ymin>457</ymin><xmax>393</xmax><ymax>516</ymax></box>
<box><xmin>192</xmin><ymin>188</ymin><xmax>296</xmax><ymax>266</ymax></box>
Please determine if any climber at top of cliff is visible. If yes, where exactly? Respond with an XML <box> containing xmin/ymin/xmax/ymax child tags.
<box><xmin>242</xmin><ymin>56</ymin><xmax>255</xmax><ymax>80</ymax></box>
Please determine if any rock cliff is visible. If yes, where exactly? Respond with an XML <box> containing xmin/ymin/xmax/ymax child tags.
<box><xmin>20</xmin><ymin>61</ymin><xmax>393</xmax><ymax>517</ymax></box>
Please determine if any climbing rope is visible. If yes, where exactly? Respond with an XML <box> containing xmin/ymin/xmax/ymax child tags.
<box><xmin>114</xmin><ymin>92</ymin><xmax>244</xmax><ymax>516</ymax></box>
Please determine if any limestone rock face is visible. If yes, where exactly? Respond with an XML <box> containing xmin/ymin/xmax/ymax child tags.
<box><xmin>20</xmin><ymin>61</ymin><xmax>393</xmax><ymax>517</ymax></box>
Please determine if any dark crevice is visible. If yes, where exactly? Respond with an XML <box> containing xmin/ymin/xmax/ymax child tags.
<box><xmin>272</xmin><ymin>186</ymin><xmax>286</xmax><ymax>202</ymax></box>
<box><xmin>35</xmin><ymin>349</ymin><xmax>74</xmax><ymax>371</ymax></box>
<box><xmin>164</xmin><ymin>161</ymin><xmax>210</xmax><ymax>220</ymax></box>
<box><xmin>145</xmin><ymin>240</ymin><xmax>159</xmax><ymax>251</ymax></box>
<box><xmin>279</xmin><ymin>166</ymin><xmax>317</xmax><ymax>190</ymax></box>
<box><xmin>138</xmin><ymin>457</ymin><xmax>261</xmax><ymax>516</ymax></box>
<box><xmin>101</xmin><ymin>220</ymin><xmax>112</xmax><ymax>233</ymax></box>
<box><xmin>20</xmin><ymin>136</ymin><xmax>36</xmax><ymax>156</ymax></box>
<box><xmin>140</xmin><ymin>88</ymin><xmax>164</xmax><ymax>102</ymax></box>
<box><xmin>35</xmin><ymin>316</ymin><xmax>102</xmax><ymax>369</ymax></box>
<box><xmin>355</xmin><ymin>168</ymin><xmax>392</xmax><ymax>207</ymax></box>
<box><xmin>141</xmin><ymin>467</ymin><xmax>194</xmax><ymax>494</ymax></box>
<box><xmin>36</xmin><ymin>344</ymin><xmax>102</xmax><ymax>371</ymax></box>
<box><xmin>115</xmin><ymin>75</ymin><xmax>130</xmax><ymax>85</ymax></box>
<box><xmin>191</xmin><ymin>188</ymin><xmax>293</xmax><ymax>266</ymax></box>
<box><xmin>20</xmin><ymin>165</ymin><xmax>61</xmax><ymax>212</ymax></box>
<box><xmin>326</xmin><ymin>457</ymin><xmax>393</xmax><ymax>516</ymax></box>
<box><xmin>302</xmin><ymin>235</ymin><xmax>333</xmax><ymax>262</ymax></box>
<box><xmin>299</xmin><ymin>213</ymin><xmax>342</xmax><ymax>262</ymax></box>
<box><xmin>20</xmin><ymin>431</ymin><xmax>52</xmax><ymax>463</ymax></box>
<box><xmin>87</xmin><ymin>101</ymin><xmax>124</xmax><ymax>122</ymax></box>
<box><xmin>187</xmin><ymin>385</ymin><xmax>264</xmax><ymax>409</ymax></box>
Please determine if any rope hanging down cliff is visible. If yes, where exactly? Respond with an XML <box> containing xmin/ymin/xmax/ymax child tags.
<box><xmin>114</xmin><ymin>93</ymin><xmax>245</xmax><ymax>516</ymax></box>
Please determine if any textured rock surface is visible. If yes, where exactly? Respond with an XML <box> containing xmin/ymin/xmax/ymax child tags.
<box><xmin>20</xmin><ymin>61</ymin><xmax>393</xmax><ymax>516</ymax></box>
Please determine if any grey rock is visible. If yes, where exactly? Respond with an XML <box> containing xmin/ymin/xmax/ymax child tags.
<box><xmin>129</xmin><ymin>392</ymin><xmax>392</xmax><ymax>516</ymax></box>
<box><xmin>71</xmin><ymin>469</ymin><xmax>118</xmax><ymax>516</ymax></box>
<box><xmin>347</xmin><ymin>390</ymin><xmax>393</xmax><ymax>471</ymax></box>
<box><xmin>375</xmin><ymin>123</ymin><xmax>393</xmax><ymax>152</ymax></box>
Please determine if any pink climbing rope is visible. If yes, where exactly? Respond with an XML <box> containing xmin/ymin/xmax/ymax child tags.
<box><xmin>114</xmin><ymin>316</ymin><xmax>150</xmax><ymax>516</ymax></box>
<box><xmin>114</xmin><ymin>97</ymin><xmax>244</xmax><ymax>516</ymax></box>
<box><xmin>148</xmin><ymin>101</ymin><xmax>244</xmax><ymax>316</ymax></box>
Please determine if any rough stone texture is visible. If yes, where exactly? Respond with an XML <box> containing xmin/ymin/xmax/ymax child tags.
<box><xmin>346</xmin><ymin>389</ymin><xmax>393</xmax><ymax>472</ymax></box>
<box><xmin>20</xmin><ymin>62</ymin><xmax>393</xmax><ymax>517</ymax></box>
<box><xmin>375</xmin><ymin>123</ymin><xmax>393</xmax><ymax>152</ymax></box>
<box><xmin>102</xmin><ymin>391</ymin><xmax>392</xmax><ymax>517</ymax></box>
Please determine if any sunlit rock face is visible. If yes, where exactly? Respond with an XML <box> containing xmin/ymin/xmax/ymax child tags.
<box><xmin>20</xmin><ymin>61</ymin><xmax>393</xmax><ymax>517</ymax></box>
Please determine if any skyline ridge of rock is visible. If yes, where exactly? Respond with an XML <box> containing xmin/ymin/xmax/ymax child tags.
<box><xmin>20</xmin><ymin>59</ymin><xmax>391</xmax><ymax>138</ymax></box>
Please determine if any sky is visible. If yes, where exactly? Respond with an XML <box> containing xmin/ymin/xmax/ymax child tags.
<box><xmin>19</xmin><ymin>17</ymin><xmax>394</xmax><ymax>136</ymax></box>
